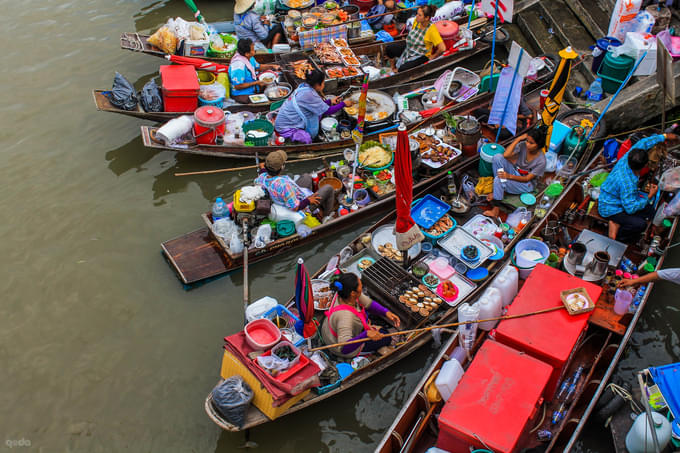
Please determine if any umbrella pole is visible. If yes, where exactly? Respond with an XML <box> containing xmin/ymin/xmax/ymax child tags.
<box><xmin>349</xmin><ymin>143</ymin><xmax>359</xmax><ymax>200</ymax></box>
<box><xmin>495</xmin><ymin>49</ymin><xmax>524</xmax><ymax>143</ymax></box>
<box><xmin>487</xmin><ymin>0</ymin><xmax>500</xmax><ymax>93</ymax></box>
<box><xmin>242</xmin><ymin>218</ymin><xmax>250</xmax><ymax>325</ymax></box>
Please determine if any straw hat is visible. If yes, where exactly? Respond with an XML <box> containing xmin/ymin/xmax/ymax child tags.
<box><xmin>235</xmin><ymin>0</ymin><xmax>256</xmax><ymax>14</ymax></box>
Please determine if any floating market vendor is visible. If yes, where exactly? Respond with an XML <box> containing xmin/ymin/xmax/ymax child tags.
<box><xmin>321</xmin><ymin>272</ymin><xmax>401</xmax><ymax>359</ymax></box>
<box><xmin>274</xmin><ymin>69</ymin><xmax>354</xmax><ymax>144</ymax></box>
<box><xmin>483</xmin><ymin>128</ymin><xmax>547</xmax><ymax>218</ymax></box>
<box><xmin>367</xmin><ymin>0</ymin><xmax>398</xmax><ymax>33</ymax></box>
<box><xmin>234</xmin><ymin>0</ymin><xmax>283</xmax><ymax>49</ymax></box>
<box><xmin>229</xmin><ymin>39</ymin><xmax>281</xmax><ymax>103</ymax></box>
<box><xmin>385</xmin><ymin>5</ymin><xmax>445</xmax><ymax>73</ymax></box>
<box><xmin>255</xmin><ymin>150</ymin><xmax>335</xmax><ymax>220</ymax></box>
<box><xmin>598</xmin><ymin>133</ymin><xmax>679</xmax><ymax>242</ymax></box>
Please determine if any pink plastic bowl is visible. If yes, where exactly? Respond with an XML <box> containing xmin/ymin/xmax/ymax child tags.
<box><xmin>244</xmin><ymin>318</ymin><xmax>281</xmax><ymax>350</ymax></box>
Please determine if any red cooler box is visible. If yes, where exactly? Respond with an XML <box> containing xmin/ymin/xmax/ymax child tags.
<box><xmin>159</xmin><ymin>65</ymin><xmax>199</xmax><ymax>112</ymax></box>
<box><xmin>494</xmin><ymin>264</ymin><xmax>602</xmax><ymax>400</ymax></box>
<box><xmin>437</xmin><ymin>340</ymin><xmax>552</xmax><ymax>453</ymax></box>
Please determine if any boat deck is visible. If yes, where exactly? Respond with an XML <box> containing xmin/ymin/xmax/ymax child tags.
<box><xmin>161</xmin><ymin>227</ymin><xmax>229</xmax><ymax>284</ymax></box>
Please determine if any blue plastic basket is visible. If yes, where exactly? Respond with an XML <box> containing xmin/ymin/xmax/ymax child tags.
<box><xmin>411</xmin><ymin>194</ymin><xmax>452</xmax><ymax>229</ymax></box>
<box><xmin>421</xmin><ymin>215</ymin><xmax>457</xmax><ymax>243</ymax></box>
<box><xmin>261</xmin><ymin>305</ymin><xmax>305</xmax><ymax>346</ymax></box>
<box><xmin>313</xmin><ymin>359</ymin><xmax>355</xmax><ymax>394</ymax></box>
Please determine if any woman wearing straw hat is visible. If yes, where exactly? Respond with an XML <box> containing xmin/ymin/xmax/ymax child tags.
<box><xmin>234</xmin><ymin>0</ymin><xmax>283</xmax><ymax>49</ymax></box>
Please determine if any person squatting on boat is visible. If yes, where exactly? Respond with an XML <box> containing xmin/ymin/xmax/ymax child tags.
<box><xmin>385</xmin><ymin>5</ymin><xmax>445</xmax><ymax>73</ymax></box>
<box><xmin>483</xmin><ymin>128</ymin><xmax>547</xmax><ymax>218</ymax></box>
<box><xmin>598</xmin><ymin>133</ymin><xmax>679</xmax><ymax>242</ymax></box>
<box><xmin>321</xmin><ymin>272</ymin><xmax>401</xmax><ymax>359</ymax></box>
<box><xmin>274</xmin><ymin>69</ymin><xmax>354</xmax><ymax>144</ymax></box>
<box><xmin>255</xmin><ymin>150</ymin><xmax>335</xmax><ymax>220</ymax></box>
<box><xmin>229</xmin><ymin>39</ymin><xmax>281</xmax><ymax>103</ymax></box>
<box><xmin>234</xmin><ymin>0</ymin><xmax>283</xmax><ymax>49</ymax></box>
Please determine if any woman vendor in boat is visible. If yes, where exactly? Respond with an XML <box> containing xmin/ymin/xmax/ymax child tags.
<box><xmin>255</xmin><ymin>150</ymin><xmax>336</xmax><ymax>220</ymax></box>
<box><xmin>385</xmin><ymin>5</ymin><xmax>446</xmax><ymax>73</ymax></box>
<box><xmin>321</xmin><ymin>272</ymin><xmax>401</xmax><ymax>359</ymax></box>
<box><xmin>229</xmin><ymin>38</ymin><xmax>281</xmax><ymax>103</ymax></box>
<box><xmin>234</xmin><ymin>0</ymin><xmax>283</xmax><ymax>49</ymax></box>
<box><xmin>274</xmin><ymin>69</ymin><xmax>354</xmax><ymax>144</ymax></box>
<box><xmin>483</xmin><ymin>127</ymin><xmax>547</xmax><ymax>218</ymax></box>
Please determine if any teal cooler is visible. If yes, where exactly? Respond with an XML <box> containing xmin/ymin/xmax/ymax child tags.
<box><xmin>479</xmin><ymin>143</ymin><xmax>505</xmax><ymax>177</ymax></box>
<box><xmin>597</xmin><ymin>53</ymin><xmax>635</xmax><ymax>94</ymax></box>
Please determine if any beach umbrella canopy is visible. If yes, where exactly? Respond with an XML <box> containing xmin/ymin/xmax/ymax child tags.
<box><xmin>165</xmin><ymin>54</ymin><xmax>229</xmax><ymax>73</ymax></box>
<box><xmin>541</xmin><ymin>46</ymin><xmax>578</xmax><ymax>145</ymax></box>
<box><xmin>294</xmin><ymin>258</ymin><xmax>317</xmax><ymax>338</ymax></box>
<box><xmin>394</xmin><ymin>124</ymin><xmax>423</xmax><ymax>254</ymax></box>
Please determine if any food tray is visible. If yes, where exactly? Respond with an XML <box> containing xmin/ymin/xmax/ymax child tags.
<box><xmin>411</xmin><ymin>194</ymin><xmax>451</xmax><ymax>229</ymax></box>
<box><xmin>462</xmin><ymin>214</ymin><xmax>498</xmax><ymax>238</ymax></box>
<box><xmin>422</xmin><ymin>214</ymin><xmax>457</xmax><ymax>241</ymax></box>
<box><xmin>560</xmin><ymin>287</ymin><xmax>595</xmax><ymax>315</ymax></box>
<box><xmin>253</xmin><ymin>345</ymin><xmax>311</xmax><ymax>383</ymax></box>
<box><xmin>420</xmin><ymin>254</ymin><xmax>477</xmax><ymax>307</ymax></box>
<box><xmin>249</xmin><ymin>94</ymin><xmax>269</xmax><ymax>103</ymax></box>
<box><xmin>342</xmin><ymin>54</ymin><xmax>361</xmax><ymax>66</ymax></box>
<box><xmin>340</xmin><ymin>247</ymin><xmax>380</xmax><ymax>276</ymax></box>
<box><xmin>371</xmin><ymin>224</ymin><xmax>422</xmax><ymax>261</ymax></box>
<box><xmin>325</xmin><ymin>65</ymin><xmax>363</xmax><ymax>80</ymax></box>
<box><xmin>410</xmin><ymin>129</ymin><xmax>462</xmax><ymax>169</ymax></box>
<box><xmin>282</xmin><ymin>0</ymin><xmax>315</xmax><ymax>8</ymax></box>
<box><xmin>437</xmin><ymin>228</ymin><xmax>493</xmax><ymax>269</ymax></box>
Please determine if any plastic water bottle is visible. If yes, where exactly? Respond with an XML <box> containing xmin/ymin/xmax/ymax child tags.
<box><xmin>629</xmin><ymin>285</ymin><xmax>646</xmax><ymax>313</ymax></box>
<box><xmin>458</xmin><ymin>303</ymin><xmax>480</xmax><ymax>351</ymax></box>
<box><xmin>587</xmin><ymin>78</ymin><xmax>604</xmax><ymax>102</ymax></box>
<box><xmin>212</xmin><ymin>197</ymin><xmax>228</xmax><ymax>220</ymax></box>
<box><xmin>447</xmin><ymin>171</ymin><xmax>457</xmax><ymax>197</ymax></box>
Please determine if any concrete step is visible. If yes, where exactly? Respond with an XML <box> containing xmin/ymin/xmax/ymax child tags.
<box><xmin>535</xmin><ymin>0</ymin><xmax>596</xmax><ymax>83</ymax></box>
<box><xmin>515</xmin><ymin>6</ymin><xmax>590</xmax><ymax>103</ymax></box>
<box><xmin>504</xmin><ymin>23</ymin><xmax>540</xmax><ymax>57</ymax></box>
<box><xmin>563</xmin><ymin>0</ymin><xmax>609</xmax><ymax>40</ymax></box>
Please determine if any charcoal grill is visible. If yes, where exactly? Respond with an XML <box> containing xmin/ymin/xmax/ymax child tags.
<box><xmin>361</xmin><ymin>257</ymin><xmax>439</xmax><ymax>328</ymax></box>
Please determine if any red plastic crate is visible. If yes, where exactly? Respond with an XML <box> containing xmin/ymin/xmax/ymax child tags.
<box><xmin>437</xmin><ymin>340</ymin><xmax>552</xmax><ymax>453</ymax></box>
<box><xmin>159</xmin><ymin>65</ymin><xmax>199</xmax><ymax>112</ymax></box>
<box><xmin>493</xmin><ymin>264</ymin><xmax>602</xmax><ymax>400</ymax></box>
<box><xmin>252</xmin><ymin>346</ymin><xmax>310</xmax><ymax>383</ymax></box>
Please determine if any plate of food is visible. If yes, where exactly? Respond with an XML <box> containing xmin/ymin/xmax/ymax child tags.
<box><xmin>285</xmin><ymin>0</ymin><xmax>315</xmax><ymax>10</ymax></box>
<box><xmin>371</xmin><ymin>224</ymin><xmax>421</xmax><ymax>261</ymax></box>
<box><xmin>249</xmin><ymin>94</ymin><xmax>269</xmax><ymax>103</ymax></box>
<box><xmin>331</xmin><ymin>38</ymin><xmax>348</xmax><ymax>48</ymax></box>
<box><xmin>289</xmin><ymin>59</ymin><xmax>314</xmax><ymax>80</ymax></box>
<box><xmin>314</xmin><ymin>42</ymin><xmax>342</xmax><ymax>64</ymax></box>
<box><xmin>344</xmin><ymin>105</ymin><xmax>358</xmax><ymax>115</ymax></box>
<box><xmin>258</xmin><ymin>72</ymin><xmax>277</xmax><ymax>84</ymax></box>
<box><xmin>358</xmin><ymin>141</ymin><xmax>393</xmax><ymax>170</ymax></box>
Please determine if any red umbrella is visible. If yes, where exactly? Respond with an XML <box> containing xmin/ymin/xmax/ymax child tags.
<box><xmin>294</xmin><ymin>258</ymin><xmax>317</xmax><ymax>339</ymax></box>
<box><xmin>165</xmin><ymin>54</ymin><xmax>229</xmax><ymax>73</ymax></box>
<box><xmin>394</xmin><ymin>124</ymin><xmax>424</xmax><ymax>259</ymax></box>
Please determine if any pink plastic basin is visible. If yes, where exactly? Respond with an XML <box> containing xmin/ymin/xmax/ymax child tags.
<box><xmin>244</xmin><ymin>318</ymin><xmax>281</xmax><ymax>350</ymax></box>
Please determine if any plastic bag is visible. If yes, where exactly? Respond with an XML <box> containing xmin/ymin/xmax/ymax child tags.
<box><xmin>253</xmin><ymin>224</ymin><xmax>272</xmax><ymax>248</ymax></box>
<box><xmin>660</xmin><ymin>167</ymin><xmax>680</xmax><ymax>192</ymax></box>
<box><xmin>108</xmin><ymin>72</ymin><xmax>138</xmax><ymax>111</ymax></box>
<box><xmin>139</xmin><ymin>79</ymin><xmax>163</xmax><ymax>112</ymax></box>
<box><xmin>229</xmin><ymin>232</ymin><xmax>244</xmax><ymax>254</ymax></box>
<box><xmin>199</xmin><ymin>83</ymin><xmax>226</xmax><ymax>102</ymax></box>
<box><xmin>148</xmin><ymin>26</ymin><xmax>178</xmax><ymax>54</ymax></box>
<box><xmin>212</xmin><ymin>218</ymin><xmax>240</xmax><ymax>240</ymax></box>
<box><xmin>211</xmin><ymin>376</ymin><xmax>254</xmax><ymax>428</ymax></box>
<box><xmin>254</xmin><ymin>0</ymin><xmax>277</xmax><ymax>15</ymax></box>
<box><xmin>256</xmin><ymin>354</ymin><xmax>291</xmax><ymax>374</ymax></box>
<box><xmin>663</xmin><ymin>191</ymin><xmax>680</xmax><ymax>217</ymax></box>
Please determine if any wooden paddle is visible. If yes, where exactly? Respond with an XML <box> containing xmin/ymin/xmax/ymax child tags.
<box><xmin>308</xmin><ymin>305</ymin><xmax>566</xmax><ymax>352</ymax></box>
<box><xmin>174</xmin><ymin>151</ymin><xmax>344</xmax><ymax>176</ymax></box>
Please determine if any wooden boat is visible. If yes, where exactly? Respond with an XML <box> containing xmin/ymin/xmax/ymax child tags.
<box><xmin>100</xmin><ymin>35</ymin><xmax>489</xmax><ymax>124</ymax></box>
<box><xmin>203</xmin><ymin>143</ymin><xmax>554</xmax><ymax>432</ymax></box>
<box><xmin>139</xmin><ymin>60</ymin><xmax>556</xmax><ymax>159</ymax></box>
<box><xmin>160</xmin><ymin>72</ymin><xmax>567</xmax><ymax>285</ymax></box>
<box><xmin>375</xmin><ymin>145</ymin><xmax>680</xmax><ymax>453</ymax></box>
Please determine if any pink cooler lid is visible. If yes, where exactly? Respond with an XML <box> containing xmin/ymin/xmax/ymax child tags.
<box><xmin>194</xmin><ymin>106</ymin><xmax>225</xmax><ymax>127</ymax></box>
<box><xmin>434</xmin><ymin>20</ymin><xmax>459</xmax><ymax>39</ymax></box>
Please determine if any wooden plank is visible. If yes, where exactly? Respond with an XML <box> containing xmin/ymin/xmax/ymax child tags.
<box><xmin>161</xmin><ymin>228</ymin><xmax>231</xmax><ymax>284</ymax></box>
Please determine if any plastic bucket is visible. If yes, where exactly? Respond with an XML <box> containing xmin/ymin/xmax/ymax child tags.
<box><xmin>513</xmin><ymin>239</ymin><xmax>549</xmax><ymax>279</ymax></box>
<box><xmin>591</xmin><ymin>37</ymin><xmax>622</xmax><ymax>74</ymax></box>
<box><xmin>353</xmin><ymin>188</ymin><xmax>371</xmax><ymax>206</ymax></box>
<box><xmin>598</xmin><ymin>53</ymin><xmax>634</xmax><ymax>94</ymax></box>
<box><xmin>478</xmin><ymin>143</ymin><xmax>504</xmax><ymax>177</ymax></box>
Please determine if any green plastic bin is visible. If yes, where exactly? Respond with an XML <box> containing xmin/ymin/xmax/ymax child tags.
<box><xmin>597</xmin><ymin>53</ymin><xmax>634</xmax><ymax>94</ymax></box>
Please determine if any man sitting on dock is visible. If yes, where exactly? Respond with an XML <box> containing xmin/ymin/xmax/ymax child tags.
<box><xmin>255</xmin><ymin>150</ymin><xmax>334</xmax><ymax>220</ymax></box>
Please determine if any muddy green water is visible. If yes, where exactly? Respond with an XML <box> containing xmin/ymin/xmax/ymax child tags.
<box><xmin>0</xmin><ymin>1</ymin><xmax>677</xmax><ymax>452</ymax></box>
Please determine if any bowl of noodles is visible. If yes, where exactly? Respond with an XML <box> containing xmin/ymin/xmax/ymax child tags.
<box><xmin>358</xmin><ymin>141</ymin><xmax>393</xmax><ymax>171</ymax></box>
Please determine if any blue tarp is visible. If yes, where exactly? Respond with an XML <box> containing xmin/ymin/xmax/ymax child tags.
<box><xmin>650</xmin><ymin>362</ymin><xmax>680</xmax><ymax>435</ymax></box>
<box><xmin>488</xmin><ymin>66</ymin><xmax>524</xmax><ymax>136</ymax></box>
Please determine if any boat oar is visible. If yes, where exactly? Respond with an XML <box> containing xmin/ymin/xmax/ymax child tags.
<box><xmin>308</xmin><ymin>305</ymin><xmax>566</xmax><ymax>352</ymax></box>
<box><xmin>173</xmin><ymin>151</ymin><xmax>344</xmax><ymax>176</ymax></box>
<box><xmin>242</xmin><ymin>217</ymin><xmax>250</xmax><ymax>325</ymax></box>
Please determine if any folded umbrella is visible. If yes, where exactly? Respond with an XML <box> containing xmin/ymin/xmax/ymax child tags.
<box><xmin>165</xmin><ymin>54</ymin><xmax>229</xmax><ymax>73</ymax></box>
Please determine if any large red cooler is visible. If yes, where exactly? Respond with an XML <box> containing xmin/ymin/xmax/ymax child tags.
<box><xmin>434</xmin><ymin>20</ymin><xmax>460</xmax><ymax>50</ymax></box>
<box><xmin>493</xmin><ymin>264</ymin><xmax>602</xmax><ymax>400</ymax></box>
<box><xmin>160</xmin><ymin>65</ymin><xmax>199</xmax><ymax>112</ymax></box>
<box><xmin>436</xmin><ymin>340</ymin><xmax>553</xmax><ymax>453</ymax></box>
